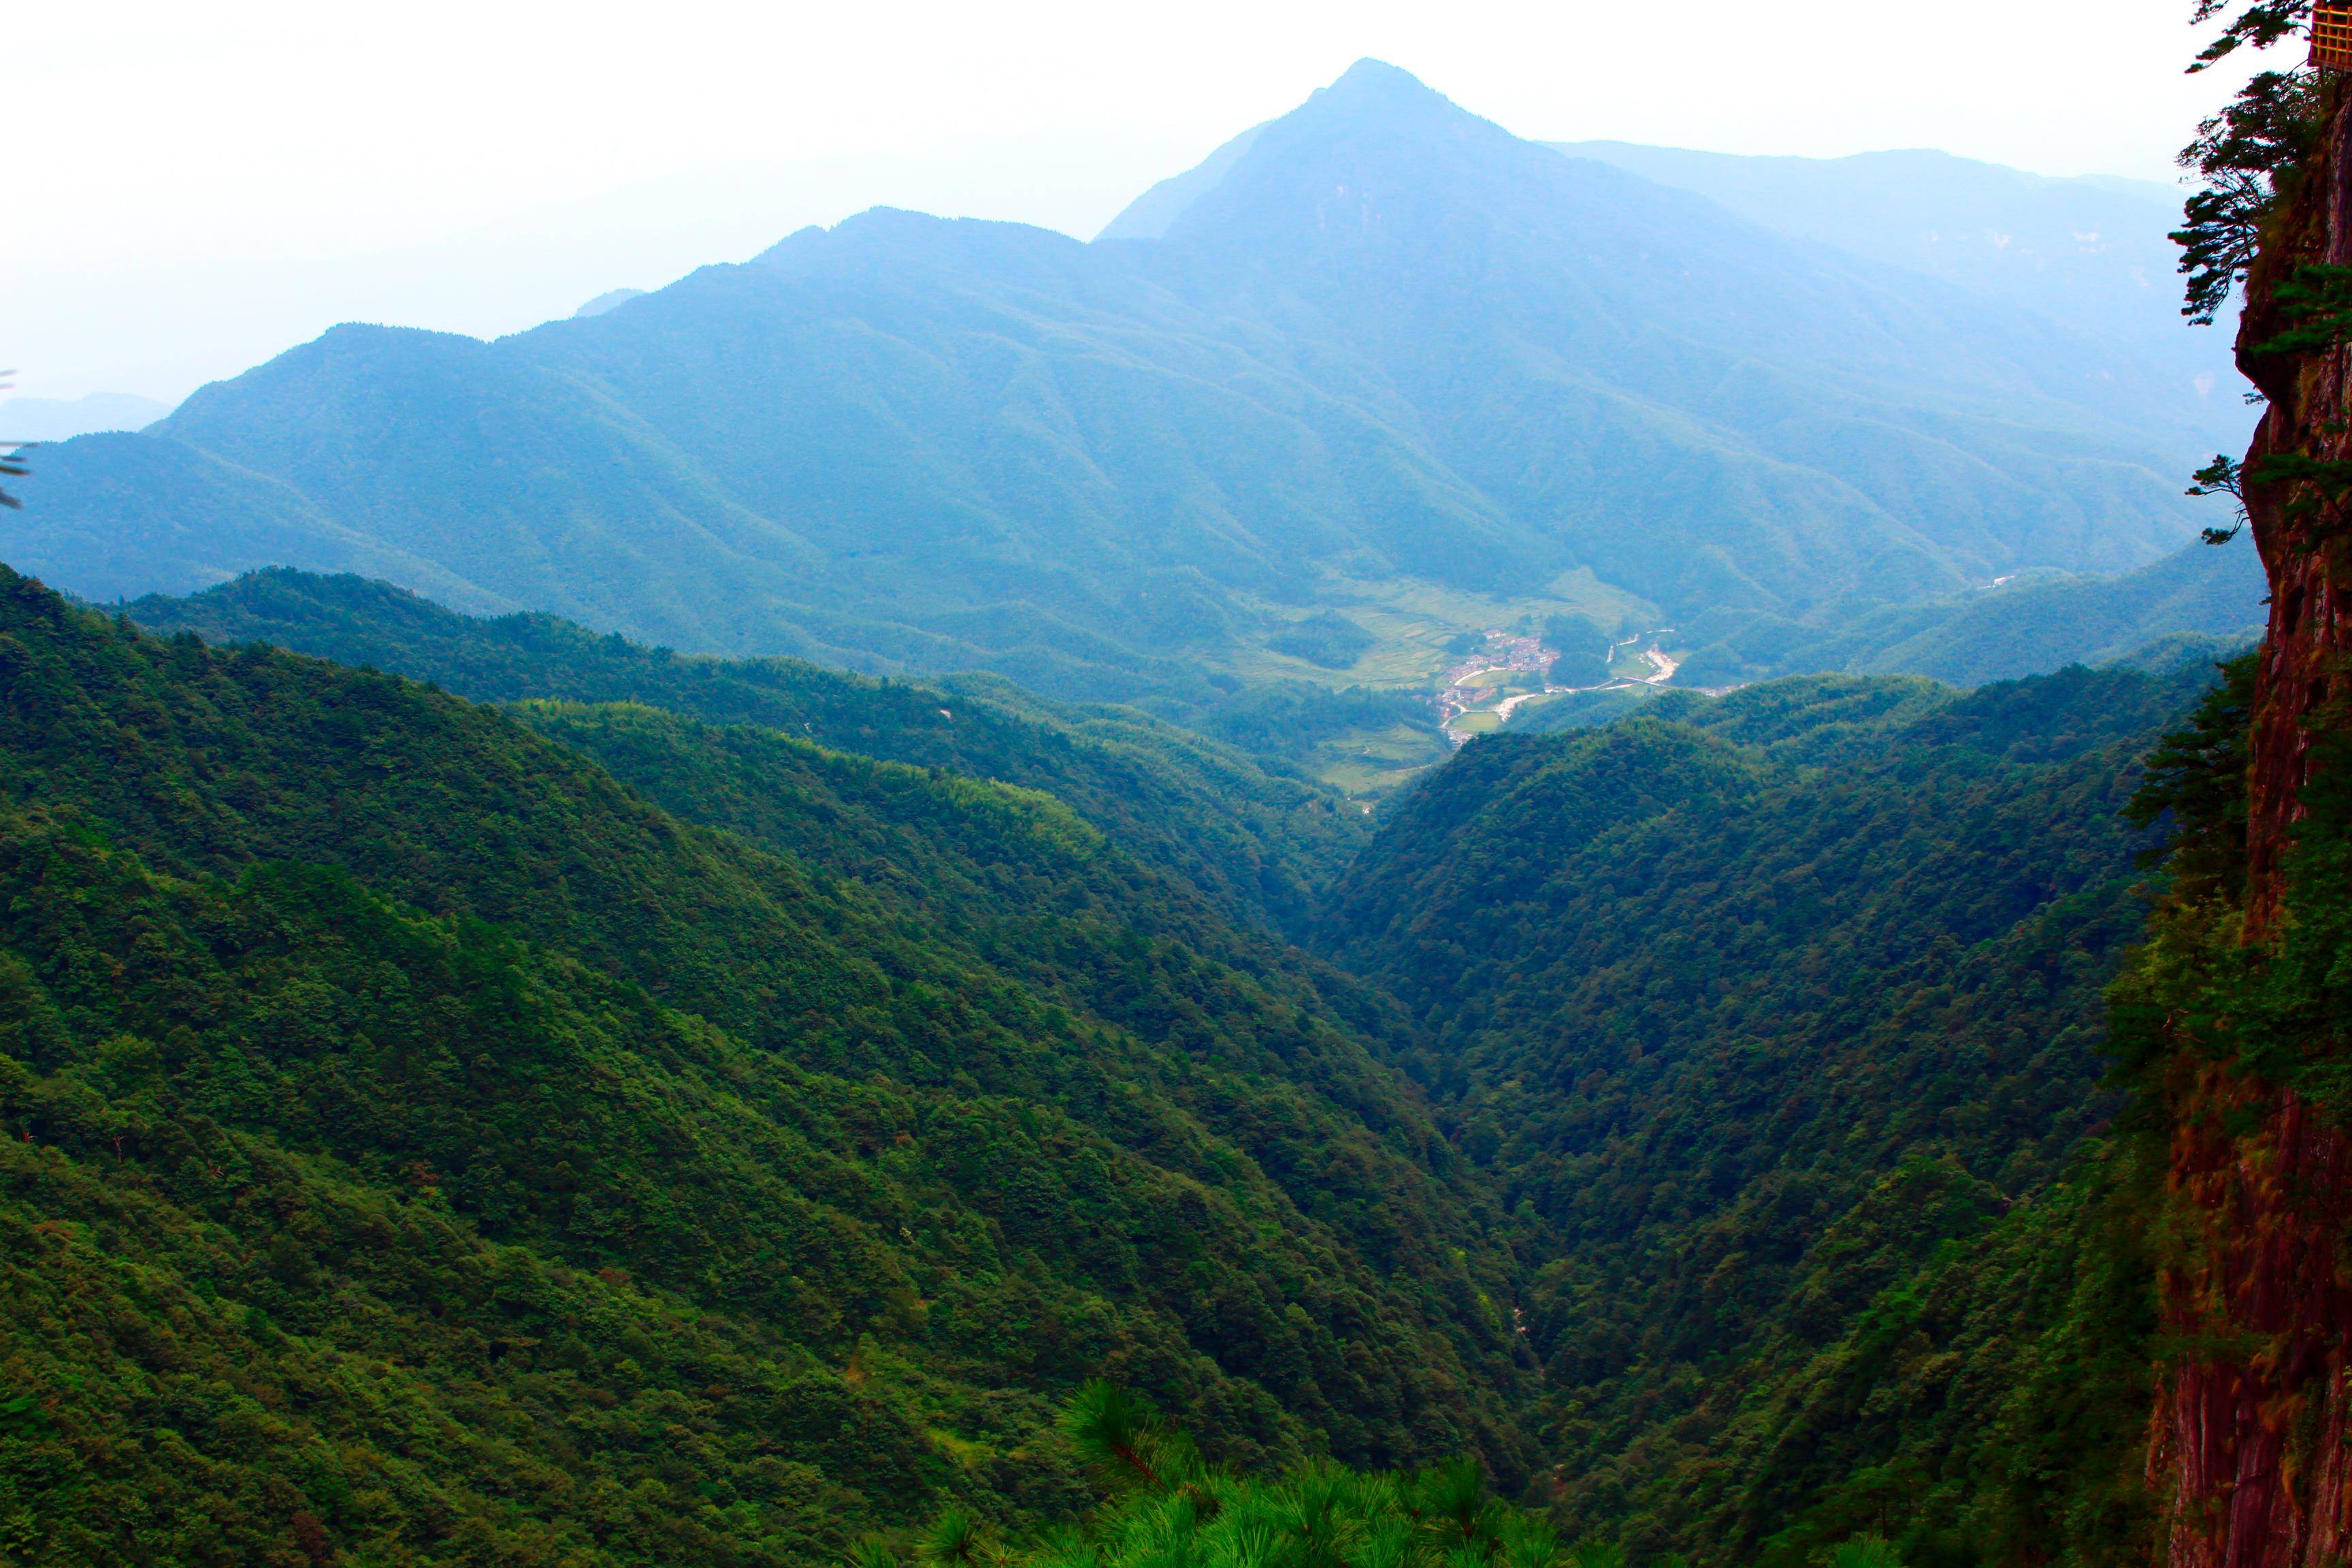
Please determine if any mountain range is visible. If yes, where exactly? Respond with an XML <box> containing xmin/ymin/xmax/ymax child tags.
<box><xmin>1549</xmin><ymin>143</ymin><xmax>2228</xmax><ymax>409</ymax></box>
<box><xmin>11</xmin><ymin>61</ymin><xmax>2246</xmax><ymax>722</ymax></box>
<box><xmin>0</xmin><ymin>393</ymin><xmax>170</xmax><ymax>444</ymax></box>
<box><xmin>0</xmin><ymin>36</ymin><xmax>2336</xmax><ymax>1568</ymax></box>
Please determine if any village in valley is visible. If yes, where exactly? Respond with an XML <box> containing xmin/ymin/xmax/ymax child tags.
<box><xmin>1437</xmin><ymin>626</ymin><xmax>1679</xmax><ymax>747</ymax></box>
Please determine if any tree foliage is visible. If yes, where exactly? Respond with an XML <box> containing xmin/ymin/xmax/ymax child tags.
<box><xmin>981</xmin><ymin>1385</ymin><xmax>1582</xmax><ymax>1568</ymax></box>
<box><xmin>122</xmin><ymin>568</ymin><xmax>1371</xmax><ymax>943</ymax></box>
<box><xmin>1316</xmin><ymin>666</ymin><xmax>2217</xmax><ymax>1561</ymax></box>
<box><xmin>0</xmin><ymin>566</ymin><xmax>1535</xmax><ymax>1565</ymax></box>
<box><xmin>0</xmin><ymin>549</ymin><xmax>2243</xmax><ymax>1566</ymax></box>
<box><xmin>2176</xmin><ymin>5</ymin><xmax>2325</xmax><ymax>322</ymax></box>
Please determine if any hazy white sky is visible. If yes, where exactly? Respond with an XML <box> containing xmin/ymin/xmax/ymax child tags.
<box><xmin>5</xmin><ymin>0</ymin><xmax>2272</xmax><ymax>401</ymax></box>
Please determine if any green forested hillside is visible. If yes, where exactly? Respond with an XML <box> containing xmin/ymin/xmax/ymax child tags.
<box><xmin>119</xmin><ymin>567</ymin><xmax>1371</xmax><ymax>940</ymax></box>
<box><xmin>0</xmin><ymin>541</ymin><xmax>2236</xmax><ymax>1567</ymax></box>
<box><xmin>0</xmin><ymin>566</ymin><xmax>1536</xmax><ymax>1565</ymax></box>
<box><xmin>1316</xmin><ymin>664</ymin><xmax>2212</xmax><ymax>1561</ymax></box>
<box><xmin>1667</xmin><ymin>536</ymin><xmax>2264</xmax><ymax>691</ymax></box>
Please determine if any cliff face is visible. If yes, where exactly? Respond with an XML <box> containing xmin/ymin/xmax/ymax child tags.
<box><xmin>2239</xmin><ymin>87</ymin><xmax>2352</xmax><ymax>941</ymax></box>
<box><xmin>2151</xmin><ymin>78</ymin><xmax>2352</xmax><ymax>1568</ymax></box>
<box><xmin>2152</xmin><ymin>1076</ymin><xmax>2352</xmax><ymax>1567</ymax></box>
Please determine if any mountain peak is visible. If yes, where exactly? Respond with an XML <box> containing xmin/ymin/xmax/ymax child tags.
<box><xmin>1326</xmin><ymin>58</ymin><xmax>1434</xmax><ymax>97</ymax></box>
<box><xmin>1095</xmin><ymin>61</ymin><xmax>1485</xmax><ymax>242</ymax></box>
<box><xmin>1300</xmin><ymin>57</ymin><xmax>1475</xmax><ymax>130</ymax></box>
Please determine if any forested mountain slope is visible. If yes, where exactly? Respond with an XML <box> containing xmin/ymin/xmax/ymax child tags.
<box><xmin>16</xmin><ymin>64</ymin><xmax>2208</xmax><ymax>706</ymax></box>
<box><xmin>1548</xmin><ymin>141</ymin><xmax>2238</xmax><ymax>429</ymax></box>
<box><xmin>119</xmin><ymin>566</ymin><xmax>1369</xmax><ymax>941</ymax></box>
<box><xmin>1498</xmin><ymin>538</ymin><xmax>2260</xmax><ymax>745</ymax></box>
<box><xmin>0</xmin><ymin>565</ymin><xmax>1536</xmax><ymax>1565</ymax></box>
<box><xmin>0</xmin><ymin>532</ymin><xmax>2246</xmax><ymax>1566</ymax></box>
<box><xmin>1318</xmin><ymin>664</ymin><xmax>2214</xmax><ymax>1560</ymax></box>
<box><xmin>1665</xmin><ymin>534</ymin><xmax>2266</xmax><ymax>691</ymax></box>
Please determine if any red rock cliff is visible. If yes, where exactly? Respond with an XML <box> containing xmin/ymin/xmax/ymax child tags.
<box><xmin>2149</xmin><ymin>71</ymin><xmax>2352</xmax><ymax>1568</ymax></box>
<box><xmin>2240</xmin><ymin>87</ymin><xmax>2352</xmax><ymax>941</ymax></box>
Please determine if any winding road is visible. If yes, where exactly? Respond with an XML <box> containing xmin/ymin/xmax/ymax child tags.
<box><xmin>1441</xmin><ymin>631</ymin><xmax>1679</xmax><ymax>745</ymax></box>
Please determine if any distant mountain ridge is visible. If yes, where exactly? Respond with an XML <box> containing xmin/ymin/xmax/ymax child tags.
<box><xmin>1669</xmin><ymin>533</ymin><xmax>2266</xmax><ymax>689</ymax></box>
<box><xmin>0</xmin><ymin>391</ymin><xmax>172</xmax><ymax>442</ymax></box>
<box><xmin>14</xmin><ymin>61</ymin><xmax>2225</xmax><ymax>710</ymax></box>
<box><xmin>1096</xmin><ymin>125</ymin><xmax>1267</xmax><ymax>241</ymax></box>
<box><xmin>1549</xmin><ymin>140</ymin><xmax>2233</xmax><ymax>421</ymax></box>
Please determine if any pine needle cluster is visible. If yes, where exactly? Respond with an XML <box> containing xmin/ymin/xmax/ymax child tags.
<box><xmin>868</xmin><ymin>1386</ymin><xmax>1908</xmax><ymax>1568</ymax></box>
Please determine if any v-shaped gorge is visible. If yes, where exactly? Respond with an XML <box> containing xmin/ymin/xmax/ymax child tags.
<box><xmin>2</xmin><ymin>558</ymin><xmax>2219</xmax><ymax>1565</ymax></box>
<box><xmin>1309</xmin><ymin>666</ymin><xmax>2204</xmax><ymax>1560</ymax></box>
<box><xmin>18</xmin><ymin>62</ymin><xmax>2217</xmax><ymax>706</ymax></box>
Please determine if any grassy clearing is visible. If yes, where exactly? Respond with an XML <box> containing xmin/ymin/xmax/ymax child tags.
<box><xmin>1313</xmin><ymin>721</ymin><xmax>1454</xmax><ymax>802</ymax></box>
<box><xmin>1209</xmin><ymin>574</ymin><xmax>1656</xmax><ymax>801</ymax></box>
<box><xmin>1226</xmin><ymin>574</ymin><xmax>1654</xmax><ymax>689</ymax></box>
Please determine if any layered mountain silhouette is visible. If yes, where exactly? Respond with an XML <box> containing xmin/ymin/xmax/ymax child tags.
<box><xmin>16</xmin><ymin>61</ymin><xmax>2220</xmax><ymax>702</ymax></box>
<box><xmin>1548</xmin><ymin>141</ymin><xmax>2235</xmax><ymax>418</ymax></box>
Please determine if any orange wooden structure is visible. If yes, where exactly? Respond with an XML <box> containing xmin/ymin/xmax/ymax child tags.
<box><xmin>2317</xmin><ymin>3</ymin><xmax>2352</xmax><ymax>71</ymax></box>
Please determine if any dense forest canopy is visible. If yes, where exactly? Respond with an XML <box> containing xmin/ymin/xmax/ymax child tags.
<box><xmin>0</xmin><ymin>532</ymin><xmax>2250</xmax><ymax>1565</ymax></box>
<box><xmin>0</xmin><ymin>568</ymin><xmax>1537</xmax><ymax>1563</ymax></box>
<box><xmin>118</xmin><ymin>568</ymin><xmax>1372</xmax><ymax>942</ymax></box>
<box><xmin>1313</xmin><ymin>666</ymin><xmax>2219</xmax><ymax>1561</ymax></box>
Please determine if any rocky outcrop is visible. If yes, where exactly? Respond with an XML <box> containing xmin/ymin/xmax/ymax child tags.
<box><xmin>2238</xmin><ymin>84</ymin><xmax>2352</xmax><ymax>941</ymax></box>
<box><xmin>2150</xmin><ymin>73</ymin><xmax>2352</xmax><ymax>1568</ymax></box>
<box><xmin>2151</xmin><ymin>1071</ymin><xmax>2352</xmax><ymax>1567</ymax></box>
